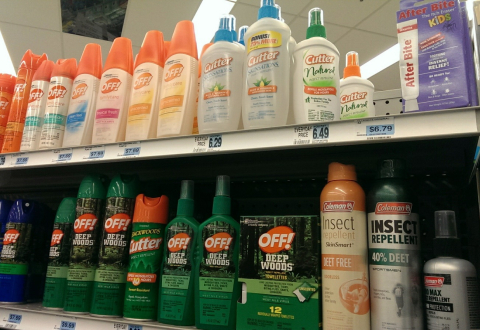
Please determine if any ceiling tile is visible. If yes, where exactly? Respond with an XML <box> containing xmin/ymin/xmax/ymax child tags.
<box><xmin>369</xmin><ymin>63</ymin><xmax>400</xmax><ymax>91</ymax></box>
<box><xmin>356</xmin><ymin>0</ymin><xmax>399</xmax><ymax>37</ymax></box>
<box><xmin>0</xmin><ymin>0</ymin><xmax>61</xmax><ymax>31</ymax></box>
<box><xmin>62</xmin><ymin>33</ymin><xmax>113</xmax><ymax>66</ymax></box>
<box><xmin>289</xmin><ymin>17</ymin><xmax>350</xmax><ymax>43</ymax></box>
<box><xmin>237</xmin><ymin>0</ymin><xmax>313</xmax><ymax>15</ymax></box>
<box><xmin>0</xmin><ymin>22</ymin><xmax>63</xmax><ymax>68</ymax></box>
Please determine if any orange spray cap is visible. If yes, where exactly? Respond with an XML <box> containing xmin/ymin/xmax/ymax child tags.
<box><xmin>0</xmin><ymin>74</ymin><xmax>17</xmax><ymax>94</ymax></box>
<box><xmin>164</xmin><ymin>41</ymin><xmax>171</xmax><ymax>60</ymax></box>
<box><xmin>17</xmin><ymin>49</ymin><xmax>48</xmax><ymax>71</ymax></box>
<box><xmin>327</xmin><ymin>162</ymin><xmax>357</xmax><ymax>182</ymax></box>
<box><xmin>77</xmin><ymin>43</ymin><xmax>102</xmax><ymax>79</ymax></box>
<box><xmin>198</xmin><ymin>42</ymin><xmax>213</xmax><ymax>77</ymax></box>
<box><xmin>136</xmin><ymin>30</ymin><xmax>165</xmax><ymax>68</ymax></box>
<box><xmin>32</xmin><ymin>60</ymin><xmax>55</xmax><ymax>82</ymax></box>
<box><xmin>104</xmin><ymin>37</ymin><xmax>133</xmax><ymax>75</ymax></box>
<box><xmin>132</xmin><ymin>194</ymin><xmax>169</xmax><ymax>224</ymax></box>
<box><xmin>169</xmin><ymin>21</ymin><xmax>198</xmax><ymax>60</ymax></box>
<box><xmin>343</xmin><ymin>51</ymin><xmax>361</xmax><ymax>78</ymax></box>
<box><xmin>52</xmin><ymin>58</ymin><xmax>78</xmax><ymax>79</ymax></box>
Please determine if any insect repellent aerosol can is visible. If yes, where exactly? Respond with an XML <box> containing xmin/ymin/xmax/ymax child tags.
<box><xmin>368</xmin><ymin>159</ymin><xmax>422</xmax><ymax>330</ymax></box>
<box><xmin>123</xmin><ymin>194</ymin><xmax>169</xmax><ymax>321</ymax></box>
<box><xmin>0</xmin><ymin>200</ymin><xmax>41</xmax><ymax>303</ymax></box>
<box><xmin>43</xmin><ymin>197</ymin><xmax>76</xmax><ymax>309</ymax></box>
<box><xmin>64</xmin><ymin>174</ymin><xmax>107</xmax><ymax>313</ymax></box>
<box><xmin>90</xmin><ymin>174</ymin><xmax>139</xmax><ymax>317</ymax></box>
<box><xmin>0</xmin><ymin>200</ymin><xmax>13</xmax><ymax>255</ymax></box>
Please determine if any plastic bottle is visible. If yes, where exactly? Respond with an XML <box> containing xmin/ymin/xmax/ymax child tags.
<box><xmin>243</xmin><ymin>0</ymin><xmax>291</xmax><ymax>129</ymax></box>
<box><xmin>64</xmin><ymin>174</ymin><xmax>107</xmax><ymax>314</ymax></box>
<box><xmin>193</xmin><ymin>43</ymin><xmax>213</xmax><ymax>135</ymax></box>
<box><xmin>123</xmin><ymin>194</ymin><xmax>169</xmax><ymax>321</ymax></box>
<box><xmin>1</xmin><ymin>50</ymin><xmax>48</xmax><ymax>153</ymax></box>
<box><xmin>320</xmin><ymin>162</ymin><xmax>370</xmax><ymax>329</ymax></box>
<box><xmin>158</xmin><ymin>180</ymin><xmax>199</xmax><ymax>325</ymax></box>
<box><xmin>157</xmin><ymin>21</ymin><xmax>198</xmax><ymax>137</ymax></box>
<box><xmin>0</xmin><ymin>200</ymin><xmax>13</xmax><ymax>255</ymax></box>
<box><xmin>293</xmin><ymin>8</ymin><xmax>340</xmax><ymax>124</ymax></box>
<box><xmin>63</xmin><ymin>43</ymin><xmax>102</xmax><ymax>147</ymax></box>
<box><xmin>198</xmin><ymin>16</ymin><xmax>244</xmax><ymax>134</ymax></box>
<box><xmin>0</xmin><ymin>75</ymin><xmax>17</xmax><ymax>149</ymax></box>
<box><xmin>340</xmin><ymin>51</ymin><xmax>375</xmax><ymax>120</ymax></box>
<box><xmin>92</xmin><ymin>37</ymin><xmax>133</xmax><ymax>144</ymax></box>
<box><xmin>367</xmin><ymin>159</ymin><xmax>422</xmax><ymax>330</ymax></box>
<box><xmin>424</xmin><ymin>211</ymin><xmax>480</xmax><ymax>330</ymax></box>
<box><xmin>0</xmin><ymin>200</ymin><xmax>41</xmax><ymax>303</ymax></box>
<box><xmin>19</xmin><ymin>60</ymin><xmax>55</xmax><ymax>151</ymax></box>
<box><xmin>195</xmin><ymin>175</ymin><xmax>240</xmax><ymax>330</ymax></box>
<box><xmin>125</xmin><ymin>31</ymin><xmax>165</xmax><ymax>141</ymax></box>
<box><xmin>42</xmin><ymin>197</ymin><xmax>76</xmax><ymax>310</ymax></box>
<box><xmin>164</xmin><ymin>41</ymin><xmax>171</xmax><ymax>60</ymax></box>
<box><xmin>238</xmin><ymin>26</ymin><xmax>248</xmax><ymax>46</ymax></box>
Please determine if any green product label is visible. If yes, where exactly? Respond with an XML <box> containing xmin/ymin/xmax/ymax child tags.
<box><xmin>199</xmin><ymin>295</ymin><xmax>231</xmax><ymax>326</ymax></box>
<box><xmin>25</xmin><ymin>116</ymin><xmax>41</xmax><ymax>127</ymax></box>
<box><xmin>43</xmin><ymin>113</ymin><xmax>65</xmax><ymax>125</ymax></box>
<box><xmin>159</xmin><ymin>294</ymin><xmax>187</xmax><ymax>321</ymax></box>
<box><xmin>123</xmin><ymin>222</ymin><xmax>165</xmax><ymax>320</ymax></box>
<box><xmin>46</xmin><ymin>265</ymin><xmax>68</xmax><ymax>278</ymax></box>
<box><xmin>43</xmin><ymin>276</ymin><xmax>67</xmax><ymax>308</ymax></box>
<box><xmin>48</xmin><ymin>222</ymin><xmax>74</xmax><ymax>267</ymax></box>
<box><xmin>0</xmin><ymin>222</ymin><xmax>34</xmax><ymax>275</ymax></box>
<box><xmin>64</xmin><ymin>280</ymin><xmax>94</xmax><ymax>312</ymax></box>
<box><xmin>90</xmin><ymin>282</ymin><xmax>125</xmax><ymax>316</ymax></box>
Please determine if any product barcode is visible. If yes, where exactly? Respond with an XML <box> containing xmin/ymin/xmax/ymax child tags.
<box><xmin>294</xmin><ymin>140</ymin><xmax>310</xmax><ymax>145</ymax></box>
<box><xmin>4</xmin><ymin>324</ymin><xmax>16</xmax><ymax>329</ymax></box>
<box><xmin>113</xmin><ymin>323</ymin><xmax>127</xmax><ymax>329</ymax></box>
<box><xmin>0</xmin><ymin>156</ymin><xmax>5</xmax><ymax>166</ymax></box>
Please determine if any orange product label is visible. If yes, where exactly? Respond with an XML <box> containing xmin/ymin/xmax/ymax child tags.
<box><xmin>51</xmin><ymin>229</ymin><xmax>64</xmax><ymax>246</ymax></box>
<box><xmin>304</xmin><ymin>86</ymin><xmax>337</xmax><ymax>95</ymax></box>
<box><xmin>4</xmin><ymin>121</ymin><xmax>24</xmax><ymax>135</ymax></box>
<box><xmin>0</xmin><ymin>126</ymin><xmax>5</xmax><ymax>136</ymax></box>
<box><xmin>258</xmin><ymin>226</ymin><xmax>295</xmax><ymax>253</ymax></box>
<box><xmin>74</xmin><ymin>214</ymin><xmax>98</xmax><ymax>233</ymax></box>
<box><xmin>134</xmin><ymin>73</ymin><xmax>153</xmax><ymax>89</ymax></box>
<box><xmin>0</xmin><ymin>92</ymin><xmax>13</xmax><ymax>128</ymax></box>
<box><xmin>160</xmin><ymin>95</ymin><xmax>184</xmax><ymax>110</ymax></box>
<box><xmin>248</xmin><ymin>85</ymin><xmax>277</xmax><ymax>95</ymax></box>
<box><xmin>168</xmin><ymin>233</ymin><xmax>192</xmax><ymax>253</ymax></box>
<box><xmin>128</xmin><ymin>103</ymin><xmax>152</xmax><ymax>116</ymax></box>
<box><xmin>104</xmin><ymin>214</ymin><xmax>131</xmax><ymax>233</ymax></box>
<box><xmin>127</xmin><ymin>273</ymin><xmax>157</xmax><ymax>286</ymax></box>
<box><xmin>203</xmin><ymin>90</ymin><xmax>231</xmax><ymax>100</ymax></box>
<box><xmin>164</xmin><ymin>64</ymin><xmax>184</xmax><ymax>82</ymax></box>
<box><xmin>205</xmin><ymin>232</ymin><xmax>233</xmax><ymax>253</ymax></box>
<box><xmin>322</xmin><ymin>254</ymin><xmax>367</xmax><ymax>271</ymax></box>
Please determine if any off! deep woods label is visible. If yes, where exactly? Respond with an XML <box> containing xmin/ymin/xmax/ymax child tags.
<box><xmin>158</xmin><ymin>223</ymin><xmax>195</xmax><ymax>321</ymax></box>
<box><xmin>0</xmin><ymin>222</ymin><xmax>34</xmax><ymax>275</ymax></box>
<box><xmin>237</xmin><ymin>216</ymin><xmax>320</xmax><ymax>330</ymax></box>
<box><xmin>199</xmin><ymin>221</ymin><xmax>237</xmax><ymax>326</ymax></box>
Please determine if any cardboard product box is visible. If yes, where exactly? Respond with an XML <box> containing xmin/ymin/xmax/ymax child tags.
<box><xmin>237</xmin><ymin>216</ymin><xmax>320</xmax><ymax>330</ymax></box>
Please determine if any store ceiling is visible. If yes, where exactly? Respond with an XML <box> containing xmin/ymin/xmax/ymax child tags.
<box><xmin>0</xmin><ymin>0</ymin><xmax>400</xmax><ymax>91</ymax></box>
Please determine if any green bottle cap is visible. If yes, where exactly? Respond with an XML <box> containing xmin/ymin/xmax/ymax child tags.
<box><xmin>213</xmin><ymin>175</ymin><xmax>231</xmax><ymax>215</ymax></box>
<box><xmin>77</xmin><ymin>174</ymin><xmax>108</xmax><ymax>199</ymax></box>
<box><xmin>177</xmin><ymin>180</ymin><xmax>194</xmax><ymax>216</ymax></box>
<box><xmin>306</xmin><ymin>8</ymin><xmax>326</xmax><ymax>39</ymax></box>
<box><xmin>107</xmin><ymin>174</ymin><xmax>140</xmax><ymax>198</ymax></box>
<box><xmin>377</xmin><ymin>159</ymin><xmax>407</xmax><ymax>179</ymax></box>
<box><xmin>54</xmin><ymin>197</ymin><xmax>77</xmax><ymax>224</ymax></box>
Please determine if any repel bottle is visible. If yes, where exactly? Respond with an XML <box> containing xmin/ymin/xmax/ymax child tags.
<box><xmin>123</xmin><ymin>194</ymin><xmax>169</xmax><ymax>321</ymax></box>
<box><xmin>63</xmin><ymin>43</ymin><xmax>102</xmax><ymax>147</ymax></box>
<box><xmin>2</xmin><ymin>50</ymin><xmax>48</xmax><ymax>153</ymax></box>
<box><xmin>195</xmin><ymin>175</ymin><xmax>240</xmax><ymax>330</ymax></box>
<box><xmin>42</xmin><ymin>197</ymin><xmax>76</xmax><ymax>309</ymax></box>
<box><xmin>91</xmin><ymin>174</ymin><xmax>139</xmax><ymax>317</ymax></box>
<box><xmin>158</xmin><ymin>180</ymin><xmax>199</xmax><ymax>325</ymax></box>
<box><xmin>0</xmin><ymin>75</ymin><xmax>17</xmax><ymax>149</ymax></box>
<box><xmin>64</xmin><ymin>174</ymin><xmax>107</xmax><ymax>314</ymax></box>
<box><xmin>92</xmin><ymin>37</ymin><xmax>133</xmax><ymax>144</ymax></box>
<box><xmin>320</xmin><ymin>162</ymin><xmax>370</xmax><ymax>330</ymax></box>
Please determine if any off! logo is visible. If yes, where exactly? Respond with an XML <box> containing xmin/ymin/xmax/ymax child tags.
<box><xmin>3</xmin><ymin>229</ymin><xmax>20</xmax><ymax>245</ymax></box>
<box><xmin>51</xmin><ymin>229</ymin><xmax>64</xmax><ymax>246</ymax></box>
<box><xmin>28</xmin><ymin>89</ymin><xmax>44</xmax><ymax>103</ymax></box>
<box><xmin>14</xmin><ymin>80</ymin><xmax>26</xmax><ymax>94</ymax></box>
<box><xmin>259</xmin><ymin>226</ymin><xmax>295</xmax><ymax>253</ymax></box>
<box><xmin>105</xmin><ymin>213</ymin><xmax>131</xmax><ymax>233</ymax></box>
<box><xmin>74</xmin><ymin>214</ymin><xmax>98</xmax><ymax>233</ymax></box>
<box><xmin>205</xmin><ymin>232</ymin><xmax>232</xmax><ymax>253</ymax></box>
<box><xmin>164</xmin><ymin>64</ymin><xmax>184</xmax><ymax>82</ymax></box>
<box><xmin>72</xmin><ymin>83</ymin><xmax>88</xmax><ymax>99</ymax></box>
<box><xmin>48</xmin><ymin>85</ymin><xmax>68</xmax><ymax>99</ymax></box>
<box><xmin>375</xmin><ymin>202</ymin><xmax>412</xmax><ymax>215</ymax></box>
<box><xmin>424</xmin><ymin>276</ymin><xmax>444</xmax><ymax>287</ymax></box>
<box><xmin>134</xmin><ymin>72</ymin><xmax>153</xmax><ymax>89</ymax></box>
<box><xmin>340</xmin><ymin>91</ymin><xmax>367</xmax><ymax>104</ymax></box>
<box><xmin>101</xmin><ymin>78</ymin><xmax>122</xmax><ymax>94</ymax></box>
<box><xmin>0</xmin><ymin>97</ymin><xmax>9</xmax><ymax>109</ymax></box>
<box><xmin>168</xmin><ymin>233</ymin><xmax>191</xmax><ymax>252</ymax></box>
<box><xmin>323</xmin><ymin>201</ymin><xmax>355</xmax><ymax>212</ymax></box>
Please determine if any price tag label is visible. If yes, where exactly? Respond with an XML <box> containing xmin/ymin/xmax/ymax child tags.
<box><xmin>356</xmin><ymin>117</ymin><xmax>395</xmax><ymax>140</ymax></box>
<box><xmin>117</xmin><ymin>142</ymin><xmax>141</xmax><ymax>158</ymax></box>
<box><xmin>83</xmin><ymin>145</ymin><xmax>105</xmax><ymax>160</ymax></box>
<box><xmin>0</xmin><ymin>155</ymin><xmax>6</xmax><ymax>166</ymax></box>
<box><xmin>128</xmin><ymin>325</ymin><xmax>142</xmax><ymax>330</ymax></box>
<box><xmin>60</xmin><ymin>320</ymin><xmax>76</xmax><ymax>330</ymax></box>
<box><xmin>11</xmin><ymin>153</ymin><xmax>29</xmax><ymax>166</ymax></box>
<box><xmin>113</xmin><ymin>323</ymin><xmax>127</xmax><ymax>329</ymax></box>
<box><xmin>313</xmin><ymin>124</ymin><xmax>329</xmax><ymax>143</ymax></box>
<box><xmin>7</xmin><ymin>314</ymin><xmax>22</xmax><ymax>324</ymax></box>
<box><xmin>293</xmin><ymin>126</ymin><xmax>312</xmax><ymax>145</ymax></box>
<box><xmin>53</xmin><ymin>148</ymin><xmax>73</xmax><ymax>162</ymax></box>
<box><xmin>194</xmin><ymin>135</ymin><xmax>223</xmax><ymax>153</ymax></box>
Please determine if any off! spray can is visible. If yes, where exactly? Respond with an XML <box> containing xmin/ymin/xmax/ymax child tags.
<box><xmin>90</xmin><ymin>174</ymin><xmax>139</xmax><ymax>317</ymax></box>
<box><xmin>64</xmin><ymin>174</ymin><xmax>107</xmax><ymax>313</ymax></box>
<box><xmin>367</xmin><ymin>159</ymin><xmax>422</xmax><ymax>330</ymax></box>
<box><xmin>43</xmin><ymin>197</ymin><xmax>76</xmax><ymax>309</ymax></box>
<box><xmin>123</xmin><ymin>194</ymin><xmax>169</xmax><ymax>321</ymax></box>
<box><xmin>0</xmin><ymin>200</ymin><xmax>41</xmax><ymax>303</ymax></box>
<box><xmin>0</xmin><ymin>200</ymin><xmax>13</xmax><ymax>255</ymax></box>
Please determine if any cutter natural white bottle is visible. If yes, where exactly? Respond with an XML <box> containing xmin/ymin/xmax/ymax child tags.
<box><xmin>157</xmin><ymin>21</ymin><xmax>198</xmax><ymax>137</ymax></box>
<box><xmin>340</xmin><ymin>51</ymin><xmax>375</xmax><ymax>120</ymax></box>
<box><xmin>193</xmin><ymin>43</ymin><xmax>213</xmax><ymax>135</ymax></box>
<box><xmin>62</xmin><ymin>43</ymin><xmax>102</xmax><ymax>147</ymax></box>
<box><xmin>198</xmin><ymin>15</ymin><xmax>244</xmax><ymax>134</ymax></box>
<box><xmin>39</xmin><ymin>58</ymin><xmax>77</xmax><ymax>149</ymax></box>
<box><xmin>125</xmin><ymin>31</ymin><xmax>165</xmax><ymax>141</ymax></box>
<box><xmin>92</xmin><ymin>37</ymin><xmax>133</xmax><ymax>144</ymax></box>
<box><xmin>242</xmin><ymin>0</ymin><xmax>291</xmax><ymax>129</ymax></box>
<box><xmin>293</xmin><ymin>8</ymin><xmax>340</xmax><ymax>123</ymax></box>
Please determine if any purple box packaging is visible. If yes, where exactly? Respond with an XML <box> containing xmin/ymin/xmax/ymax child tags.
<box><xmin>397</xmin><ymin>0</ymin><xmax>476</xmax><ymax>112</ymax></box>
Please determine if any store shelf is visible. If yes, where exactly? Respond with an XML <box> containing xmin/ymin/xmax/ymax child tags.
<box><xmin>0</xmin><ymin>303</ymin><xmax>192</xmax><ymax>330</ymax></box>
<box><xmin>0</xmin><ymin>107</ymin><xmax>478</xmax><ymax>171</ymax></box>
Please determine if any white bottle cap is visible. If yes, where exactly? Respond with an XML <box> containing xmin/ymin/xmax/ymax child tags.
<box><xmin>404</xmin><ymin>98</ymin><xmax>419</xmax><ymax>112</ymax></box>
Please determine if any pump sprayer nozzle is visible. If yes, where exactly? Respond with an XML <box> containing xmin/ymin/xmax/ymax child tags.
<box><xmin>307</xmin><ymin>7</ymin><xmax>327</xmax><ymax>39</ymax></box>
<box><xmin>238</xmin><ymin>25</ymin><xmax>248</xmax><ymax>45</ymax></box>
<box><xmin>343</xmin><ymin>51</ymin><xmax>361</xmax><ymax>78</ymax></box>
<box><xmin>215</xmin><ymin>175</ymin><xmax>230</xmax><ymax>197</ymax></box>
<box><xmin>258</xmin><ymin>0</ymin><xmax>277</xmax><ymax>19</ymax></box>
<box><xmin>180</xmin><ymin>180</ymin><xmax>194</xmax><ymax>199</ymax></box>
<box><xmin>214</xmin><ymin>15</ymin><xmax>234</xmax><ymax>43</ymax></box>
<box><xmin>275</xmin><ymin>4</ymin><xmax>282</xmax><ymax>20</ymax></box>
<box><xmin>435</xmin><ymin>210</ymin><xmax>457</xmax><ymax>238</ymax></box>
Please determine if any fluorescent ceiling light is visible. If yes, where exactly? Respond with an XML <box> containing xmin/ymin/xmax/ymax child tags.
<box><xmin>0</xmin><ymin>31</ymin><xmax>15</xmax><ymax>76</ymax></box>
<box><xmin>467</xmin><ymin>0</ymin><xmax>474</xmax><ymax>21</ymax></box>
<box><xmin>193</xmin><ymin>0</ymin><xmax>236</xmax><ymax>53</ymax></box>
<box><xmin>360</xmin><ymin>43</ymin><xmax>400</xmax><ymax>79</ymax></box>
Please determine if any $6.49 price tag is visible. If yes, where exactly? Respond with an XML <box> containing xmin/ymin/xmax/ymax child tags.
<box><xmin>293</xmin><ymin>124</ymin><xmax>329</xmax><ymax>145</ymax></box>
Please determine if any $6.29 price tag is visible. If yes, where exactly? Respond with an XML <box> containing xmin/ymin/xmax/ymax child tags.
<box><xmin>193</xmin><ymin>135</ymin><xmax>223</xmax><ymax>153</ymax></box>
